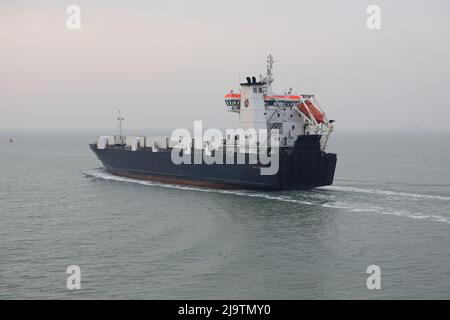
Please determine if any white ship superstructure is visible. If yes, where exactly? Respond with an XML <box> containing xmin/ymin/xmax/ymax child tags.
<box><xmin>225</xmin><ymin>54</ymin><xmax>334</xmax><ymax>151</ymax></box>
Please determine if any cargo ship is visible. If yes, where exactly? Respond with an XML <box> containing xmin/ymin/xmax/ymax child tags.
<box><xmin>90</xmin><ymin>55</ymin><xmax>337</xmax><ymax>190</ymax></box>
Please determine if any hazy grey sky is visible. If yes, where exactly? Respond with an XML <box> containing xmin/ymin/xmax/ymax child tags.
<box><xmin>1</xmin><ymin>0</ymin><xmax>449</xmax><ymax>133</ymax></box>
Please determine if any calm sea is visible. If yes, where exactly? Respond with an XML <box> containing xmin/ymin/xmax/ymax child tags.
<box><xmin>0</xmin><ymin>130</ymin><xmax>449</xmax><ymax>299</ymax></box>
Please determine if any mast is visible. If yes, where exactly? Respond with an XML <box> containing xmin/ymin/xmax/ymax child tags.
<box><xmin>266</xmin><ymin>54</ymin><xmax>275</xmax><ymax>85</ymax></box>
<box><xmin>117</xmin><ymin>110</ymin><xmax>124</xmax><ymax>138</ymax></box>
<box><xmin>264</xmin><ymin>54</ymin><xmax>279</xmax><ymax>96</ymax></box>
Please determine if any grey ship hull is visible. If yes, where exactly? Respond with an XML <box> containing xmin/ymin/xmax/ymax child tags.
<box><xmin>90</xmin><ymin>135</ymin><xmax>336</xmax><ymax>190</ymax></box>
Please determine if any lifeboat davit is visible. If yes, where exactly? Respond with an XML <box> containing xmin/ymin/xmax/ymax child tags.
<box><xmin>298</xmin><ymin>99</ymin><xmax>325</xmax><ymax>124</ymax></box>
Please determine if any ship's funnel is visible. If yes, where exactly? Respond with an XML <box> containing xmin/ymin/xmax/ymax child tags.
<box><xmin>239</xmin><ymin>79</ymin><xmax>267</xmax><ymax>133</ymax></box>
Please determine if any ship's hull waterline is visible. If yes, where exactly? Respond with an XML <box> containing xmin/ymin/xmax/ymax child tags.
<box><xmin>90</xmin><ymin>135</ymin><xmax>336</xmax><ymax>191</ymax></box>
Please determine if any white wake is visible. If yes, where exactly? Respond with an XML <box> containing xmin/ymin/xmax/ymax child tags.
<box><xmin>319</xmin><ymin>185</ymin><xmax>450</xmax><ymax>201</ymax></box>
<box><xmin>83</xmin><ymin>168</ymin><xmax>450</xmax><ymax>225</ymax></box>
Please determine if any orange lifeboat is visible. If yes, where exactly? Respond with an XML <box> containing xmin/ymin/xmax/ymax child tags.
<box><xmin>224</xmin><ymin>93</ymin><xmax>241</xmax><ymax>99</ymax></box>
<box><xmin>297</xmin><ymin>99</ymin><xmax>325</xmax><ymax>124</ymax></box>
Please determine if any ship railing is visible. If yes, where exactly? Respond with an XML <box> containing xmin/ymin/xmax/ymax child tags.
<box><xmin>97</xmin><ymin>134</ymin><xmax>283</xmax><ymax>154</ymax></box>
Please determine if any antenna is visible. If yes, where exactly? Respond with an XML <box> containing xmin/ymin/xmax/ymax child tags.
<box><xmin>117</xmin><ymin>110</ymin><xmax>124</xmax><ymax>137</ymax></box>
<box><xmin>266</xmin><ymin>54</ymin><xmax>280</xmax><ymax>85</ymax></box>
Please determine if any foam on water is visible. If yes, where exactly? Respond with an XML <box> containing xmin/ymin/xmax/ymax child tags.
<box><xmin>83</xmin><ymin>168</ymin><xmax>315</xmax><ymax>205</ymax></box>
<box><xmin>83</xmin><ymin>168</ymin><xmax>450</xmax><ymax>225</ymax></box>
<box><xmin>319</xmin><ymin>185</ymin><xmax>450</xmax><ymax>201</ymax></box>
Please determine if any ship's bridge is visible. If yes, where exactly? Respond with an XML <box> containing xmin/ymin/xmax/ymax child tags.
<box><xmin>224</xmin><ymin>92</ymin><xmax>241</xmax><ymax>112</ymax></box>
<box><xmin>265</xmin><ymin>95</ymin><xmax>300</xmax><ymax>107</ymax></box>
<box><xmin>224</xmin><ymin>93</ymin><xmax>301</xmax><ymax>112</ymax></box>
